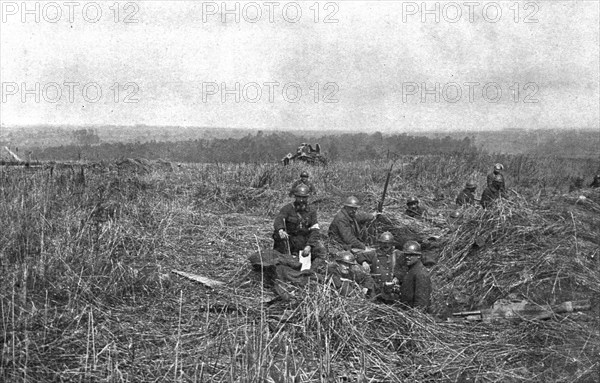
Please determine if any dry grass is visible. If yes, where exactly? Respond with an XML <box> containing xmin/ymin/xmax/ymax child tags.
<box><xmin>1</xmin><ymin>155</ymin><xmax>599</xmax><ymax>382</ymax></box>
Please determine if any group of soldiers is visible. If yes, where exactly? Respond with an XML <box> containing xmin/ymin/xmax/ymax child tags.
<box><xmin>256</xmin><ymin>164</ymin><xmax>598</xmax><ymax>311</ymax></box>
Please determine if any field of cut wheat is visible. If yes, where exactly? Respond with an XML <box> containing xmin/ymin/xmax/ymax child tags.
<box><xmin>1</xmin><ymin>154</ymin><xmax>599</xmax><ymax>382</ymax></box>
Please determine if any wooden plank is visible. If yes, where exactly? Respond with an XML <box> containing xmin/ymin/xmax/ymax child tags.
<box><xmin>171</xmin><ymin>269</ymin><xmax>225</xmax><ymax>288</ymax></box>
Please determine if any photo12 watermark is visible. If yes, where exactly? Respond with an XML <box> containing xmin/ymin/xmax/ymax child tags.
<box><xmin>401</xmin><ymin>1</ymin><xmax>539</xmax><ymax>23</ymax></box>
<box><xmin>1</xmin><ymin>82</ymin><xmax>141</xmax><ymax>103</ymax></box>
<box><xmin>401</xmin><ymin>82</ymin><xmax>539</xmax><ymax>103</ymax></box>
<box><xmin>1</xmin><ymin>1</ymin><xmax>140</xmax><ymax>23</ymax></box>
<box><xmin>200</xmin><ymin>1</ymin><xmax>339</xmax><ymax>24</ymax></box>
<box><xmin>201</xmin><ymin>81</ymin><xmax>340</xmax><ymax>103</ymax></box>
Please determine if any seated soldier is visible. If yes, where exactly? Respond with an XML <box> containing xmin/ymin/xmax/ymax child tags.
<box><xmin>358</xmin><ymin>232</ymin><xmax>406</xmax><ymax>303</ymax></box>
<box><xmin>405</xmin><ymin>197</ymin><xmax>426</xmax><ymax>218</ymax></box>
<box><xmin>480</xmin><ymin>174</ymin><xmax>507</xmax><ymax>209</ymax></box>
<box><xmin>327</xmin><ymin>251</ymin><xmax>375</xmax><ymax>298</ymax></box>
<box><xmin>289</xmin><ymin>170</ymin><xmax>316</xmax><ymax>197</ymax></box>
<box><xmin>273</xmin><ymin>184</ymin><xmax>326</xmax><ymax>272</ymax></box>
<box><xmin>399</xmin><ymin>241</ymin><xmax>432</xmax><ymax>312</ymax></box>
<box><xmin>456</xmin><ymin>181</ymin><xmax>477</xmax><ymax>206</ymax></box>
<box><xmin>487</xmin><ymin>163</ymin><xmax>506</xmax><ymax>192</ymax></box>
<box><xmin>328</xmin><ymin>196</ymin><xmax>379</xmax><ymax>251</ymax></box>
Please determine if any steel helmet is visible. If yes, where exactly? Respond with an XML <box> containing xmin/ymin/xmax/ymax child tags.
<box><xmin>494</xmin><ymin>163</ymin><xmax>504</xmax><ymax>171</ymax></box>
<box><xmin>294</xmin><ymin>184</ymin><xmax>311</xmax><ymax>197</ymax></box>
<box><xmin>406</xmin><ymin>197</ymin><xmax>419</xmax><ymax>206</ymax></box>
<box><xmin>402</xmin><ymin>241</ymin><xmax>422</xmax><ymax>255</ymax></box>
<box><xmin>449</xmin><ymin>210</ymin><xmax>461</xmax><ymax>219</ymax></box>
<box><xmin>378</xmin><ymin>231</ymin><xmax>394</xmax><ymax>243</ymax></box>
<box><xmin>335</xmin><ymin>251</ymin><xmax>358</xmax><ymax>265</ymax></box>
<box><xmin>465</xmin><ymin>181</ymin><xmax>477</xmax><ymax>189</ymax></box>
<box><xmin>344</xmin><ymin>196</ymin><xmax>361</xmax><ymax>208</ymax></box>
<box><xmin>300</xmin><ymin>171</ymin><xmax>309</xmax><ymax>178</ymax></box>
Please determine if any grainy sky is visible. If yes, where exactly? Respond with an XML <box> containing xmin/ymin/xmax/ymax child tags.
<box><xmin>1</xmin><ymin>0</ymin><xmax>598</xmax><ymax>132</ymax></box>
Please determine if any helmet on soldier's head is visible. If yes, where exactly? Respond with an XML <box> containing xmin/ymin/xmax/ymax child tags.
<box><xmin>402</xmin><ymin>241</ymin><xmax>422</xmax><ymax>255</ymax></box>
<box><xmin>406</xmin><ymin>197</ymin><xmax>419</xmax><ymax>206</ymax></box>
<box><xmin>335</xmin><ymin>251</ymin><xmax>358</xmax><ymax>265</ymax></box>
<box><xmin>449</xmin><ymin>210</ymin><xmax>461</xmax><ymax>219</ymax></box>
<box><xmin>494</xmin><ymin>163</ymin><xmax>504</xmax><ymax>171</ymax></box>
<box><xmin>294</xmin><ymin>184</ymin><xmax>311</xmax><ymax>197</ymax></box>
<box><xmin>344</xmin><ymin>196</ymin><xmax>361</xmax><ymax>208</ymax></box>
<box><xmin>378</xmin><ymin>231</ymin><xmax>394</xmax><ymax>244</ymax></box>
<box><xmin>466</xmin><ymin>181</ymin><xmax>477</xmax><ymax>189</ymax></box>
<box><xmin>300</xmin><ymin>171</ymin><xmax>309</xmax><ymax>178</ymax></box>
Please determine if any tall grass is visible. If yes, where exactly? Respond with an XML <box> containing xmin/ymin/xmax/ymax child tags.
<box><xmin>1</xmin><ymin>153</ymin><xmax>598</xmax><ymax>382</ymax></box>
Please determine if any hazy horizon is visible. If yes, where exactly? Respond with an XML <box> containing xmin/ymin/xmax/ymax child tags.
<box><xmin>1</xmin><ymin>1</ymin><xmax>599</xmax><ymax>132</ymax></box>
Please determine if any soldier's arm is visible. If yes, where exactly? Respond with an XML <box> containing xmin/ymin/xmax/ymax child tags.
<box><xmin>338</xmin><ymin>222</ymin><xmax>366</xmax><ymax>249</ymax></box>
<box><xmin>305</xmin><ymin>210</ymin><xmax>321</xmax><ymax>246</ymax></box>
<box><xmin>273</xmin><ymin>205</ymin><xmax>289</xmax><ymax>231</ymax></box>
<box><xmin>355</xmin><ymin>211</ymin><xmax>374</xmax><ymax>224</ymax></box>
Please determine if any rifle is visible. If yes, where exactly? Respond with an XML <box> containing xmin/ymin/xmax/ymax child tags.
<box><xmin>451</xmin><ymin>299</ymin><xmax>591</xmax><ymax>323</ymax></box>
<box><xmin>377</xmin><ymin>160</ymin><xmax>395</xmax><ymax>213</ymax></box>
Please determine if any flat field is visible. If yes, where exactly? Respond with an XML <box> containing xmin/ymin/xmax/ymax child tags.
<box><xmin>1</xmin><ymin>155</ymin><xmax>599</xmax><ymax>382</ymax></box>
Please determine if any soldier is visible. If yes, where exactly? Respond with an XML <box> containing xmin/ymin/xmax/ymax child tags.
<box><xmin>487</xmin><ymin>163</ymin><xmax>506</xmax><ymax>192</ymax></box>
<box><xmin>590</xmin><ymin>174</ymin><xmax>600</xmax><ymax>188</ymax></box>
<box><xmin>456</xmin><ymin>181</ymin><xmax>477</xmax><ymax>206</ymax></box>
<box><xmin>328</xmin><ymin>196</ymin><xmax>379</xmax><ymax>250</ymax></box>
<box><xmin>480</xmin><ymin>174</ymin><xmax>506</xmax><ymax>209</ymax></box>
<box><xmin>273</xmin><ymin>184</ymin><xmax>326</xmax><ymax>272</ymax></box>
<box><xmin>405</xmin><ymin>197</ymin><xmax>426</xmax><ymax>218</ymax></box>
<box><xmin>289</xmin><ymin>170</ymin><xmax>316</xmax><ymax>197</ymax></box>
<box><xmin>327</xmin><ymin>251</ymin><xmax>376</xmax><ymax>298</ymax></box>
<box><xmin>399</xmin><ymin>241</ymin><xmax>432</xmax><ymax>311</ymax></box>
<box><xmin>359</xmin><ymin>232</ymin><xmax>406</xmax><ymax>303</ymax></box>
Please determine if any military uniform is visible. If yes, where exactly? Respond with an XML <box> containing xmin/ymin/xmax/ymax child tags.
<box><xmin>400</xmin><ymin>260</ymin><xmax>431</xmax><ymax>311</ymax></box>
<box><xmin>456</xmin><ymin>188</ymin><xmax>476</xmax><ymax>206</ymax></box>
<box><xmin>273</xmin><ymin>203</ymin><xmax>326</xmax><ymax>271</ymax></box>
<box><xmin>361</xmin><ymin>248</ymin><xmax>407</xmax><ymax>302</ymax></box>
<box><xmin>326</xmin><ymin>262</ymin><xmax>375</xmax><ymax>297</ymax></box>
<box><xmin>289</xmin><ymin>179</ymin><xmax>316</xmax><ymax>196</ymax></box>
<box><xmin>328</xmin><ymin>208</ymin><xmax>373</xmax><ymax>250</ymax></box>
<box><xmin>486</xmin><ymin>172</ymin><xmax>506</xmax><ymax>191</ymax></box>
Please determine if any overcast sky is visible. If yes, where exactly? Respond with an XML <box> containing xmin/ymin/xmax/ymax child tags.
<box><xmin>1</xmin><ymin>0</ymin><xmax>598</xmax><ymax>132</ymax></box>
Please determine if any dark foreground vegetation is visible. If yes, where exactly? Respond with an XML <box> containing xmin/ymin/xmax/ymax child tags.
<box><xmin>1</xmin><ymin>152</ymin><xmax>599</xmax><ymax>382</ymax></box>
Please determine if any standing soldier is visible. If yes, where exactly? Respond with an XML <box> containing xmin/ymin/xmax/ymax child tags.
<box><xmin>273</xmin><ymin>184</ymin><xmax>326</xmax><ymax>272</ymax></box>
<box><xmin>405</xmin><ymin>197</ymin><xmax>426</xmax><ymax>218</ymax></box>
<box><xmin>480</xmin><ymin>174</ymin><xmax>506</xmax><ymax>209</ymax></box>
<box><xmin>487</xmin><ymin>163</ymin><xmax>506</xmax><ymax>192</ymax></box>
<box><xmin>399</xmin><ymin>241</ymin><xmax>432</xmax><ymax>311</ymax></box>
<box><xmin>327</xmin><ymin>251</ymin><xmax>376</xmax><ymax>298</ymax></box>
<box><xmin>289</xmin><ymin>170</ymin><xmax>316</xmax><ymax>197</ymax></box>
<box><xmin>328</xmin><ymin>196</ymin><xmax>379</xmax><ymax>251</ymax></box>
<box><xmin>456</xmin><ymin>181</ymin><xmax>477</xmax><ymax>206</ymax></box>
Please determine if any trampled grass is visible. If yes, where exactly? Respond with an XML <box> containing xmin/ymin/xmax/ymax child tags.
<box><xmin>1</xmin><ymin>153</ymin><xmax>598</xmax><ymax>382</ymax></box>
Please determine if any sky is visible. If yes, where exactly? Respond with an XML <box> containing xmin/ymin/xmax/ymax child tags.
<box><xmin>0</xmin><ymin>0</ymin><xmax>598</xmax><ymax>132</ymax></box>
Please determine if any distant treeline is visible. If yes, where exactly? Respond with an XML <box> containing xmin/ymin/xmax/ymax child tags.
<box><xmin>31</xmin><ymin>132</ymin><xmax>475</xmax><ymax>163</ymax></box>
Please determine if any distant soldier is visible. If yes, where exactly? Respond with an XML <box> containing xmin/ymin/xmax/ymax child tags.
<box><xmin>405</xmin><ymin>197</ymin><xmax>426</xmax><ymax>218</ymax></box>
<box><xmin>273</xmin><ymin>184</ymin><xmax>326</xmax><ymax>272</ymax></box>
<box><xmin>327</xmin><ymin>251</ymin><xmax>376</xmax><ymax>298</ymax></box>
<box><xmin>328</xmin><ymin>196</ymin><xmax>379</xmax><ymax>250</ymax></box>
<box><xmin>289</xmin><ymin>171</ymin><xmax>316</xmax><ymax>197</ymax></box>
<box><xmin>456</xmin><ymin>181</ymin><xmax>477</xmax><ymax>206</ymax></box>
<box><xmin>590</xmin><ymin>174</ymin><xmax>600</xmax><ymax>188</ymax></box>
<box><xmin>487</xmin><ymin>163</ymin><xmax>506</xmax><ymax>192</ymax></box>
<box><xmin>399</xmin><ymin>241</ymin><xmax>432</xmax><ymax>311</ymax></box>
<box><xmin>480</xmin><ymin>174</ymin><xmax>506</xmax><ymax>209</ymax></box>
